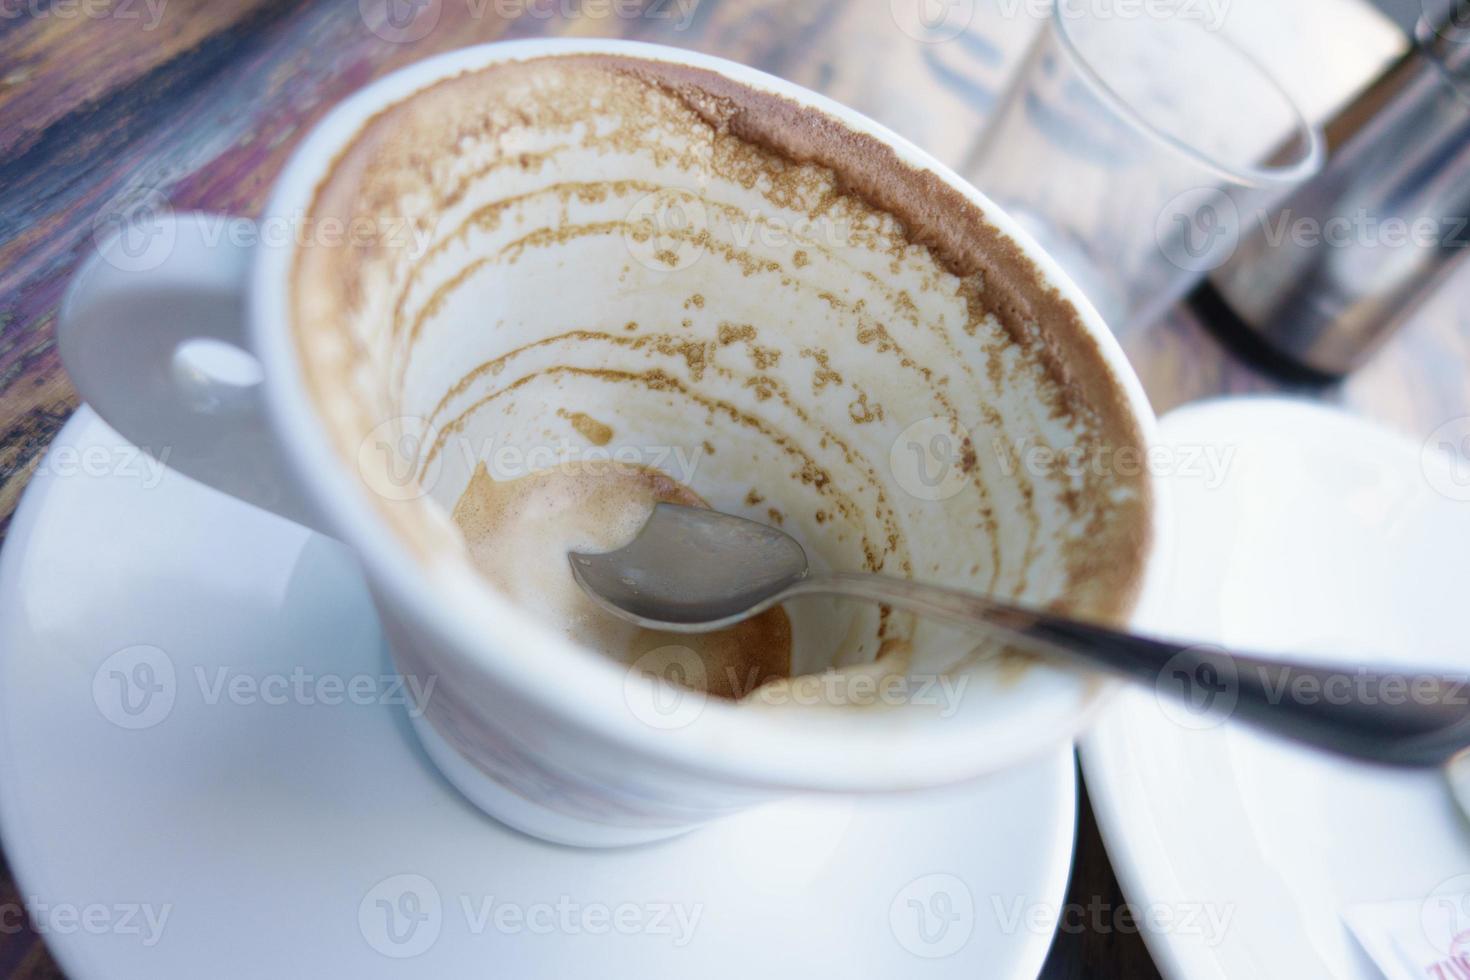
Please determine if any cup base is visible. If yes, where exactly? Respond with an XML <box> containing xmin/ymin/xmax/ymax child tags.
<box><xmin>407</xmin><ymin>713</ymin><xmax>703</xmax><ymax>848</ymax></box>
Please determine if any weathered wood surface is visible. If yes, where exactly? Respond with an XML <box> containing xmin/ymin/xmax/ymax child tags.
<box><xmin>1</xmin><ymin>2</ymin><xmax>1465</xmax><ymax>977</ymax></box>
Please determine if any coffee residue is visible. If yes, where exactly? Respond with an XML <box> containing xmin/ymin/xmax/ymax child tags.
<box><xmin>452</xmin><ymin>461</ymin><xmax>791</xmax><ymax>698</ymax></box>
<box><xmin>291</xmin><ymin>51</ymin><xmax>1153</xmax><ymax>638</ymax></box>
<box><xmin>556</xmin><ymin>409</ymin><xmax>614</xmax><ymax>446</ymax></box>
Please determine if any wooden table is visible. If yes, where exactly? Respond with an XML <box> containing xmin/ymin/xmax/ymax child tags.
<box><xmin>1</xmin><ymin>2</ymin><xmax>1466</xmax><ymax>977</ymax></box>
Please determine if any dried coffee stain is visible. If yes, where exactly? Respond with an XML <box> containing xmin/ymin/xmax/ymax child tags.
<box><xmin>557</xmin><ymin>408</ymin><xmax>613</xmax><ymax>446</ymax></box>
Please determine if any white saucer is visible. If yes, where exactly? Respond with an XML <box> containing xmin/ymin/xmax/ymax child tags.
<box><xmin>0</xmin><ymin>408</ymin><xmax>1075</xmax><ymax>979</ymax></box>
<box><xmin>1082</xmin><ymin>398</ymin><xmax>1470</xmax><ymax>980</ymax></box>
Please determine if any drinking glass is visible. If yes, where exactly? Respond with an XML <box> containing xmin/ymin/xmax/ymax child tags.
<box><xmin>967</xmin><ymin>0</ymin><xmax>1324</xmax><ymax>330</ymax></box>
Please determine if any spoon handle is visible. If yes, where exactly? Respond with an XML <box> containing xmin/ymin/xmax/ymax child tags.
<box><xmin>786</xmin><ymin>572</ymin><xmax>1470</xmax><ymax>767</ymax></box>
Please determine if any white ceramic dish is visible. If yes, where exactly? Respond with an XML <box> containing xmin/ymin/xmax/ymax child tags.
<box><xmin>60</xmin><ymin>37</ymin><xmax>1162</xmax><ymax>845</ymax></box>
<box><xmin>1082</xmin><ymin>397</ymin><xmax>1470</xmax><ymax>980</ymax></box>
<box><xmin>0</xmin><ymin>408</ymin><xmax>1077</xmax><ymax>979</ymax></box>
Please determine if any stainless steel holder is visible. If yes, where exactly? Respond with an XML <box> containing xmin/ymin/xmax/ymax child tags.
<box><xmin>1191</xmin><ymin>0</ymin><xmax>1470</xmax><ymax>381</ymax></box>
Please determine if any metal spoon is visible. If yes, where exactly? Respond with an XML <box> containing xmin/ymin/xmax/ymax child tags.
<box><xmin>570</xmin><ymin>502</ymin><xmax>1470</xmax><ymax>767</ymax></box>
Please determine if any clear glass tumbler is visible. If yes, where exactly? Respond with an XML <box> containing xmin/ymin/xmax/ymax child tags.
<box><xmin>966</xmin><ymin>0</ymin><xmax>1324</xmax><ymax>331</ymax></box>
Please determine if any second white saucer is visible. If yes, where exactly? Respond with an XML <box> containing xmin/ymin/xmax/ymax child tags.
<box><xmin>1083</xmin><ymin>398</ymin><xmax>1470</xmax><ymax>980</ymax></box>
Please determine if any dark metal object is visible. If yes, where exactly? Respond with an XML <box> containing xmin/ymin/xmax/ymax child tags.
<box><xmin>1193</xmin><ymin>0</ymin><xmax>1470</xmax><ymax>380</ymax></box>
<box><xmin>572</xmin><ymin>503</ymin><xmax>1470</xmax><ymax>768</ymax></box>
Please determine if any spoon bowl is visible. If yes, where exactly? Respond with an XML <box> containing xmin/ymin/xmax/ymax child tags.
<box><xmin>569</xmin><ymin>503</ymin><xmax>810</xmax><ymax>631</ymax></box>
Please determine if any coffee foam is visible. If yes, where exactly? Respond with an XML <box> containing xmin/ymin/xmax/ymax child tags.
<box><xmin>289</xmin><ymin>52</ymin><xmax>1153</xmax><ymax>692</ymax></box>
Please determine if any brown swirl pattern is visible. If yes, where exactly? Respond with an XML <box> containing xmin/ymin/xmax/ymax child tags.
<box><xmin>291</xmin><ymin>53</ymin><xmax>1153</xmax><ymax>686</ymax></box>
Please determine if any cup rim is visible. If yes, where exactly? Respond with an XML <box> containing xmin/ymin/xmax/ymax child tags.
<box><xmin>250</xmin><ymin>37</ymin><xmax>1166</xmax><ymax>792</ymax></box>
<box><xmin>1048</xmin><ymin>1</ymin><xmax>1325</xmax><ymax>188</ymax></box>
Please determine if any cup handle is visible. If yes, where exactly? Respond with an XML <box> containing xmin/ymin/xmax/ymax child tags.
<box><xmin>59</xmin><ymin>212</ymin><xmax>325</xmax><ymax>532</ymax></box>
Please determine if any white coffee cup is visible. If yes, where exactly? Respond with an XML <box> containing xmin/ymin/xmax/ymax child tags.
<box><xmin>61</xmin><ymin>39</ymin><xmax>1163</xmax><ymax>847</ymax></box>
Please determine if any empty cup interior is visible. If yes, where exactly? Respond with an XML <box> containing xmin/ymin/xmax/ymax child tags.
<box><xmin>291</xmin><ymin>53</ymin><xmax>1153</xmax><ymax>710</ymax></box>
